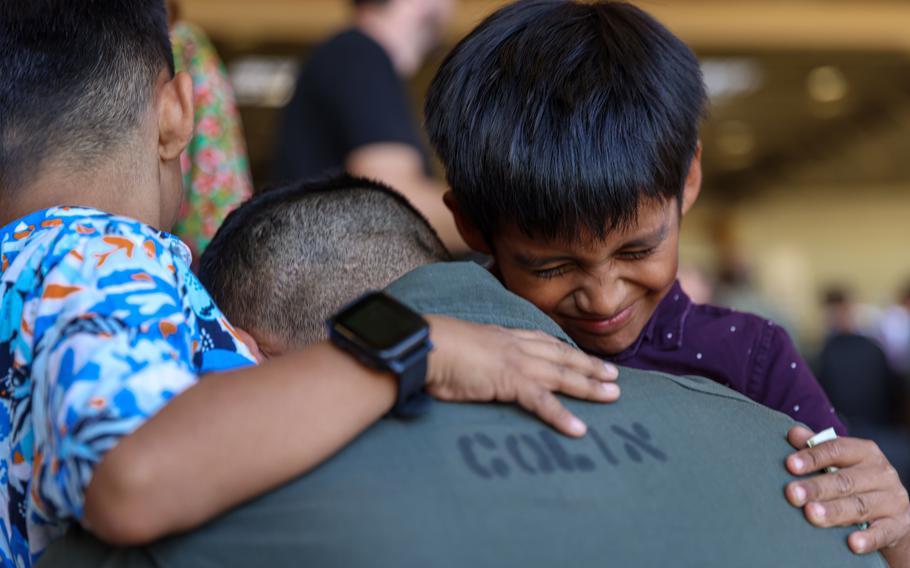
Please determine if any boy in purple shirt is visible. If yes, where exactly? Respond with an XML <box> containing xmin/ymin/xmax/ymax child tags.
<box><xmin>424</xmin><ymin>0</ymin><xmax>910</xmax><ymax>562</ymax></box>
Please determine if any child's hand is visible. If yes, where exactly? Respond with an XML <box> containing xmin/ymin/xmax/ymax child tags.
<box><xmin>425</xmin><ymin>316</ymin><xmax>620</xmax><ymax>438</ymax></box>
<box><xmin>784</xmin><ymin>426</ymin><xmax>910</xmax><ymax>560</ymax></box>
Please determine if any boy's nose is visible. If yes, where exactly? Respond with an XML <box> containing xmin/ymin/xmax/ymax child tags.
<box><xmin>573</xmin><ymin>274</ymin><xmax>627</xmax><ymax>318</ymax></box>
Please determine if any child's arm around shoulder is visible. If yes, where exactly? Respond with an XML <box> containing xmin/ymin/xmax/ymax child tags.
<box><xmin>784</xmin><ymin>426</ymin><xmax>910</xmax><ymax>563</ymax></box>
<box><xmin>82</xmin><ymin>319</ymin><xmax>620</xmax><ymax>546</ymax></box>
<box><xmin>735</xmin><ymin>318</ymin><xmax>910</xmax><ymax>560</ymax></box>
<box><xmin>30</xmin><ymin>229</ymin><xmax>619</xmax><ymax>546</ymax></box>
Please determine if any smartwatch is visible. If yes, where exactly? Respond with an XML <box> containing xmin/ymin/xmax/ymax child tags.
<box><xmin>327</xmin><ymin>292</ymin><xmax>433</xmax><ymax>417</ymax></box>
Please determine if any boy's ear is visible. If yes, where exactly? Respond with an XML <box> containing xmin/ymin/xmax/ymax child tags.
<box><xmin>681</xmin><ymin>142</ymin><xmax>703</xmax><ymax>216</ymax></box>
<box><xmin>157</xmin><ymin>70</ymin><xmax>194</xmax><ymax>162</ymax></box>
<box><xmin>443</xmin><ymin>191</ymin><xmax>492</xmax><ymax>255</ymax></box>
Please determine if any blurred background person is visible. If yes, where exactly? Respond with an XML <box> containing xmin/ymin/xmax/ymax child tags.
<box><xmin>713</xmin><ymin>250</ymin><xmax>801</xmax><ymax>346</ymax></box>
<box><xmin>820</xmin><ymin>287</ymin><xmax>862</xmax><ymax>337</ymax></box>
<box><xmin>877</xmin><ymin>281</ymin><xmax>910</xmax><ymax>381</ymax></box>
<box><xmin>676</xmin><ymin>264</ymin><xmax>715</xmax><ymax>305</ymax></box>
<box><xmin>272</xmin><ymin>0</ymin><xmax>466</xmax><ymax>252</ymax></box>
<box><xmin>815</xmin><ymin>286</ymin><xmax>910</xmax><ymax>485</ymax></box>
<box><xmin>167</xmin><ymin>0</ymin><xmax>253</xmax><ymax>265</ymax></box>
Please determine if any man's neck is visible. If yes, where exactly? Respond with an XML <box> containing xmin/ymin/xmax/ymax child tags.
<box><xmin>355</xmin><ymin>11</ymin><xmax>417</xmax><ymax>77</ymax></box>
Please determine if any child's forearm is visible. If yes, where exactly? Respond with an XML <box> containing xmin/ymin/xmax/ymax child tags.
<box><xmin>81</xmin><ymin>316</ymin><xmax>618</xmax><ymax>546</ymax></box>
<box><xmin>83</xmin><ymin>341</ymin><xmax>396</xmax><ymax>546</ymax></box>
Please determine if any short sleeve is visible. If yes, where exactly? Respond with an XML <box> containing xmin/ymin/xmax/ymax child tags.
<box><xmin>28</xmin><ymin>233</ymin><xmax>200</xmax><ymax>522</ymax></box>
<box><xmin>313</xmin><ymin>35</ymin><xmax>423</xmax><ymax>154</ymax></box>
<box><xmin>749</xmin><ymin>324</ymin><xmax>847</xmax><ymax>436</ymax></box>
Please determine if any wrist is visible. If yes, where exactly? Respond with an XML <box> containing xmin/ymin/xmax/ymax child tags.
<box><xmin>327</xmin><ymin>293</ymin><xmax>433</xmax><ymax>416</ymax></box>
<box><xmin>425</xmin><ymin>315</ymin><xmax>453</xmax><ymax>388</ymax></box>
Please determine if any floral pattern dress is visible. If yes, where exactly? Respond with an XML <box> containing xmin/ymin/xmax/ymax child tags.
<box><xmin>171</xmin><ymin>22</ymin><xmax>253</xmax><ymax>260</ymax></box>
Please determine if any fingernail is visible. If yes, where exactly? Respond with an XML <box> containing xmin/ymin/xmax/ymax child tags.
<box><xmin>809</xmin><ymin>503</ymin><xmax>826</xmax><ymax>519</ymax></box>
<box><xmin>792</xmin><ymin>457</ymin><xmax>805</xmax><ymax>472</ymax></box>
<box><xmin>601</xmin><ymin>383</ymin><xmax>620</xmax><ymax>397</ymax></box>
<box><xmin>603</xmin><ymin>362</ymin><xmax>619</xmax><ymax>377</ymax></box>
<box><xmin>792</xmin><ymin>485</ymin><xmax>807</xmax><ymax>505</ymax></box>
<box><xmin>569</xmin><ymin>417</ymin><xmax>586</xmax><ymax>436</ymax></box>
<box><xmin>854</xmin><ymin>536</ymin><xmax>867</xmax><ymax>553</ymax></box>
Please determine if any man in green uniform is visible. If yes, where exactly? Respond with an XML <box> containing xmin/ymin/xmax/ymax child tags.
<box><xmin>38</xmin><ymin>181</ymin><xmax>885</xmax><ymax>568</ymax></box>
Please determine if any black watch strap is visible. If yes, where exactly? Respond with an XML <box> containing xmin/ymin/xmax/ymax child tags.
<box><xmin>390</xmin><ymin>342</ymin><xmax>433</xmax><ymax>418</ymax></box>
<box><xmin>326</xmin><ymin>291</ymin><xmax>433</xmax><ymax>419</ymax></box>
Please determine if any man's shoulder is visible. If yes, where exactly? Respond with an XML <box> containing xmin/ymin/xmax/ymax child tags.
<box><xmin>414</xmin><ymin>368</ymin><xmax>786</xmax><ymax>439</ymax></box>
<box><xmin>387</xmin><ymin>262</ymin><xmax>575</xmax><ymax>345</ymax></box>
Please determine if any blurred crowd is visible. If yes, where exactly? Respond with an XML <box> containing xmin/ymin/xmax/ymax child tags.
<box><xmin>683</xmin><ymin>259</ymin><xmax>910</xmax><ymax>482</ymax></box>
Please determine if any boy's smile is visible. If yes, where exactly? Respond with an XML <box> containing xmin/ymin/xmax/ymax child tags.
<box><xmin>491</xmin><ymin>198</ymin><xmax>682</xmax><ymax>356</ymax></box>
<box><xmin>446</xmin><ymin>146</ymin><xmax>703</xmax><ymax>358</ymax></box>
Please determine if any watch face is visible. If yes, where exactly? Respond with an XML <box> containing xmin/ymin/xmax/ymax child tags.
<box><xmin>333</xmin><ymin>293</ymin><xmax>429</xmax><ymax>353</ymax></box>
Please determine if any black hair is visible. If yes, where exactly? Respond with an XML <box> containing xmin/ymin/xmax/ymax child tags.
<box><xmin>823</xmin><ymin>286</ymin><xmax>851</xmax><ymax>307</ymax></box>
<box><xmin>352</xmin><ymin>0</ymin><xmax>390</xmax><ymax>6</ymax></box>
<box><xmin>0</xmin><ymin>0</ymin><xmax>174</xmax><ymax>193</ymax></box>
<box><xmin>425</xmin><ymin>0</ymin><xmax>707</xmax><ymax>242</ymax></box>
<box><xmin>199</xmin><ymin>174</ymin><xmax>450</xmax><ymax>347</ymax></box>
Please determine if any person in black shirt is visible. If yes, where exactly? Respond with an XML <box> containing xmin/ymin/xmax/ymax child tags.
<box><xmin>816</xmin><ymin>287</ymin><xmax>910</xmax><ymax>485</ymax></box>
<box><xmin>273</xmin><ymin>0</ymin><xmax>466</xmax><ymax>252</ymax></box>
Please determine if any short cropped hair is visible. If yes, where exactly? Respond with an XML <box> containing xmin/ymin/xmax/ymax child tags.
<box><xmin>0</xmin><ymin>0</ymin><xmax>174</xmax><ymax>193</ymax></box>
<box><xmin>425</xmin><ymin>0</ymin><xmax>707</xmax><ymax>242</ymax></box>
<box><xmin>199</xmin><ymin>175</ymin><xmax>450</xmax><ymax>348</ymax></box>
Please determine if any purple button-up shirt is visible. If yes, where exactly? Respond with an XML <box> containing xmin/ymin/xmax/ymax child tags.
<box><xmin>605</xmin><ymin>281</ymin><xmax>846</xmax><ymax>435</ymax></box>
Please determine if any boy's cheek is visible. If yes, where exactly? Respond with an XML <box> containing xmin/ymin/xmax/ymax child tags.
<box><xmin>500</xmin><ymin>270</ymin><xmax>571</xmax><ymax>313</ymax></box>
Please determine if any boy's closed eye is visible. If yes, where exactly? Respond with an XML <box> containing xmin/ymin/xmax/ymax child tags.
<box><xmin>529</xmin><ymin>246</ymin><xmax>659</xmax><ymax>280</ymax></box>
<box><xmin>615</xmin><ymin>247</ymin><xmax>658</xmax><ymax>261</ymax></box>
<box><xmin>533</xmin><ymin>264</ymin><xmax>573</xmax><ymax>280</ymax></box>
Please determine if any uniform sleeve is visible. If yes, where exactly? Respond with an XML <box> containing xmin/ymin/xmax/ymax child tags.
<box><xmin>314</xmin><ymin>38</ymin><xmax>423</xmax><ymax>155</ymax></box>
<box><xmin>28</xmin><ymin>233</ymin><xmax>200</xmax><ymax>522</ymax></box>
<box><xmin>749</xmin><ymin>323</ymin><xmax>847</xmax><ymax>436</ymax></box>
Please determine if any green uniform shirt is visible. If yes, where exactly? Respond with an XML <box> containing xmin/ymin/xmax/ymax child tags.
<box><xmin>38</xmin><ymin>263</ymin><xmax>885</xmax><ymax>568</ymax></box>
